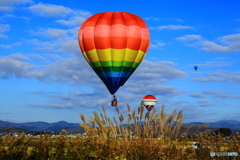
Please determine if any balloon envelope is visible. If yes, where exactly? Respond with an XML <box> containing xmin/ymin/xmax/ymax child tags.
<box><xmin>194</xmin><ymin>66</ymin><xmax>198</xmax><ymax>71</ymax></box>
<box><xmin>142</xmin><ymin>95</ymin><xmax>157</xmax><ymax>111</ymax></box>
<box><xmin>78</xmin><ymin>12</ymin><xmax>150</xmax><ymax>95</ymax></box>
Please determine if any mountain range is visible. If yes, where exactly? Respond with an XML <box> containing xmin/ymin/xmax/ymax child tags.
<box><xmin>0</xmin><ymin>119</ymin><xmax>240</xmax><ymax>133</ymax></box>
<box><xmin>0</xmin><ymin>120</ymin><xmax>82</xmax><ymax>133</ymax></box>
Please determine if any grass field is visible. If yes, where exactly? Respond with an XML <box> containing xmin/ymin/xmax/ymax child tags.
<box><xmin>1</xmin><ymin>105</ymin><xmax>239</xmax><ymax>159</ymax></box>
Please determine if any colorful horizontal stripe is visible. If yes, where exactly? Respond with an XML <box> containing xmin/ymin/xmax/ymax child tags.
<box><xmin>78</xmin><ymin>11</ymin><xmax>150</xmax><ymax>94</ymax></box>
<box><xmin>82</xmin><ymin>49</ymin><xmax>145</xmax><ymax>64</ymax></box>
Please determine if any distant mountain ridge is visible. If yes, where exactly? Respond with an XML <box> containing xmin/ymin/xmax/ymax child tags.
<box><xmin>187</xmin><ymin>120</ymin><xmax>240</xmax><ymax>130</ymax></box>
<box><xmin>0</xmin><ymin>120</ymin><xmax>240</xmax><ymax>132</ymax></box>
<box><xmin>0</xmin><ymin>120</ymin><xmax>80</xmax><ymax>132</ymax></box>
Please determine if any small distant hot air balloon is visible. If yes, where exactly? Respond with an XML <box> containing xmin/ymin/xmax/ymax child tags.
<box><xmin>194</xmin><ymin>66</ymin><xmax>198</xmax><ymax>71</ymax></box>
<box><xmin>78</xmin><ymin>11</ymin><xmax>150</xmax><ymax>106</ymax></box>
<box><xmin>142</xmin><ymin>95</ymin><xmax>157</xmax><ymax>112</ymax></box>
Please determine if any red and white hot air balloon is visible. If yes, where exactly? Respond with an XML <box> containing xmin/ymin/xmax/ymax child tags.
<box><xmin>142</xmin><ymin>95</ymin><xmax>157</xmax><ymax>111</ymax></box>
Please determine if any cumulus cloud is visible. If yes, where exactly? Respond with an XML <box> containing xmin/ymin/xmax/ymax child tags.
<box><xmin>125</xmin><ymin>84</ymin><xmax>180</xmax><ymax>97</ymax></box>
<box><xmin>0</xmin><ymin>57</ymin><xmax>35</xmax><ymax>78</ymax></box>
<box><xmin>190</xmin><ymin>93</ymin><xmax>205</xmax><ymax>98</ymax></box>
<box><xmin>55</xmin><ymin>16</ymin><xmax>86</xmax><ymax>26</ymax></box>
<box><xmin>25</xmin><ymin>27</ymin><xmax>80</xmax><ymax>55</ymax></box>
<box><xmin>27</xmin><ymin>3</ymin><xmax>91</xmax><ymax>26</ymax></box>
<box><xmin>192</xmin><ymin>70</ymin><xmax>240</xmax><ymax>84</ymax></box>
<box><xmin>29</xmin><ymin>28</ymin><xmax>68</xmax><ymax>38</ymax></box>
<box><xmin>0</xmin><ymin>54</ymin><xmax>186</xmax><ymax>103</ymax></box>
<box><xmin>0</xmin><ymin>0</ymin><xmax>32</xmax><ymax>5</ymax></box>
<box><xmin>28</xmin><ymin>3</ymin><xmax>73</xmax><ymax>17</ymax></box>
<box><xmin>8</xmin><ymin>53</ymin><xmax>29</xmax><ymax>61</ymax></box>
<box><xmin>1</xmin><ymin>53</ymin><xmax>188</xmax><ymax>97</ymax></box>
<box><xmin>0</xmin><ymin>0</ymin><xmax>32</xmax><ymax>12</ymax></box>
<box><xmin>201</xmin><ymin>41</ymin><xmax>230</xmax><ymax>52</ymax></box>
<box><xmin>131</xmin><ymin>60</ymin><xmax>187</xmax><ymax>85</ymax></box>
<box><xmin>27</xmin><ymin>37</ymin><xmax>80</xmax><ymax>55</ymax></box>
<box><xmin>177</xmin><ymin>33</ymin><xmax>240</xmax><ymax>53</ymax></box>
<box><xmin>219</xmin><ymin>33</ymin><xmax>240</xmax><ymax>44</ymax></box>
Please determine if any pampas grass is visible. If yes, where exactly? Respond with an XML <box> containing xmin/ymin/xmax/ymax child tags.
<box><xmin>0</xmin><ymin>104</ymin><xmax>239</xmax><ymax>159</ymax></box>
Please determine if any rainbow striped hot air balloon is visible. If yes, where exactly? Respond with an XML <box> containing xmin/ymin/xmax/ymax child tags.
<box><xmin>78</xmin><ymin>12</ymin><xmax>150</xmax><ymax>98</ymax></box>
<box><xmin>142</xmin><ymin>95</ymin><xmax>157</xmax><ymax>111</ymax></box>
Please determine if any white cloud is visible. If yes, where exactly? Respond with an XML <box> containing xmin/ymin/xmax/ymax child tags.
<box><xmin>0</xmin><ymin>13</ymin><xmax>16</xmax><ymax>19</ymax></box>
<box><xmin>131</xmin><ymin>60</ymin><xmax>187</xmax><ymax>85</ymax></box>
<box><xmin>28</xmin><ymin>3</ymin><xmax>73</xmax><ymax>17</ymax></box>
<box><xmin>0</xmin><ymin>34</ymin><xmax>8</xmax><ymax>39</ymax></box>
<box><xmin>175</xmin><ymin>18</ymin><xmax>183</xmax><ymax>22</ymax></box>
<box><xmin>177</xmin><ymin>33</ymin><xmax>240</xmax><ymax>53</ymax></box>
<box><xmin>192</xmin><ymin>60</ymin><xmax>233</xmax><ymax>69</ymax></box>
<box><xmin>0</xmin><ymin>0</ymin><xmax>32</xmax><ymax>5</ymax></box>
<box><xmin>144</xmin><ymin>17</ymin><xmax>160</xmax><ymax>21</ymax></box>
<box><xmin>152</xmin><ymin>25</ymin><xmax>193</xmax><ymax>30</ymax></box>
<box><xmin>0</xmin><ymin>6</ymin><xmax>14</xmax><ymax>12</ymax></box>
<box><xmin>203</xmin><ymin>90</ymin><xmax>240</xmax><ymax>99</ymax></box>
<box><xmin>0</xmin><ymin>24</ymin><xmax>10</xmax><ymax>38</ymax></box>
<box><xmin>0</xmin><ymin>57</ymin><xmax>35</xmax><ymax>78</ymax></box>
<box><xmin>124</xmin><ymin>84</ymin><xmax>180</xmax><ymax>96</ymax></box>
<box><xmin>219</xmin><ymin>33</ymin><xmax>240</xmax><ymax>44</ymax></box>
<box><xmin>150</xmin><ymin>42</ymin><xmax>166</xmax><ymax>49</ymax></box>
<box><xmin>27</xmin><ymin>3</ymin><xmax>91</xmax><ymax>26</ymax></box>
<box><xmin>192</xmin><ymin>76</ymin><xmax>226</xmax><ymax>82</ymax></box>
<box><xmin>190</xmin><ymin>93</ymin><xmax>205</xmax><ymax>98</ymax></box>
<box><xmin>197</xmin><ymin>100</ymin><xmax>214</xmax><ymax>107</ymax></box>
<box><xmin>29</xmin><ymin>28</ymin><xmax>68</xmax><ymax>38</ymax></box>
<box><xmin>0</xmin><ymin>42</ymin><xmax>21</xmax><ymax>49</ymax></box>
<box><xmin>9</xmin><ymin>53</ymin><xmax>29</xmax><ymax>61</ymax></box>
<box><xmin>145</xmin><ymin>17</ymin><xmax>183</xmax><ymax>22</ymax></box>
<box><xmin>201</xmin><ymin>41</ymin><xmax>229</xmax><ymax>52</ymax></box>
<box><xmin>0</xmin><ymin>0</ymin><xmax>32</xmax><ymax>12</ymax></box>
<box><xmin>203</xmin><ymin>60</ymin><xmax>232</xmax><ymax>67</ymax></box>
<box><xmin>176</xmin><ymin>35</ymin><xmax>202</xmax><ymax>41</ymax></box>
<box><xmin>0</xmin><ymin>54</ymin><xmax>187</xmax><ymax>99</ymax></box>
<box><xmin>49</xmin><ymin>94</ymin><xmax>73</xmax><ymax>101</ymax></box>
<box><xmin>55</xmin><ymin>16</ymin><xmax>87</xmax><ymax>26</ymax></box>
<box><xmin>30</xmin><ymin>102</ymin><xmax>75</xmax><ymax>108</ymax></box>
<box><xmin>27</xmin><ymin>37</ymin><xmax>80</xmax><ymax>55</ymax></box>
<box><xmin>196</xmin><ymin>71</ymin><xmax>240</xmax><ymax>84</ymax></box>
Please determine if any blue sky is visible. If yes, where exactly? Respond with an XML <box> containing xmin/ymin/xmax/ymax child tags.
<box><xmin>0</xmin><ymin>0</ymin><xmax>240</xmax><ymax>123</ymax></box>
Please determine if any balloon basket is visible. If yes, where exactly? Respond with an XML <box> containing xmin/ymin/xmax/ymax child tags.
<box><xmin>111</xmin><ymin>101</ymin><xmax>118</xmax><ymax>106</ymax></box>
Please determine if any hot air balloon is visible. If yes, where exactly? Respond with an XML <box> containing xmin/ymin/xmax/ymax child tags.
<box><xmin>142</xmin><ymin>95</ymin><xmax>157</xmax><ymax>112</ymax></box>
<box><xmin>78</xmin><ymin>12</ymin><xmax>150</xmax><ymax>106</ymax></box>
<box><xmin>194</xmin><ymin>66</ymin><xmax>198</xmax><ymax>71</ymax></box>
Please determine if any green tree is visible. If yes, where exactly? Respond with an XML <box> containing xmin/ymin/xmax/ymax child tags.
<box><xmin>214</xmin><ymin>128</ymin><xmax>232</xmax><ymax>136</ymax></box>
